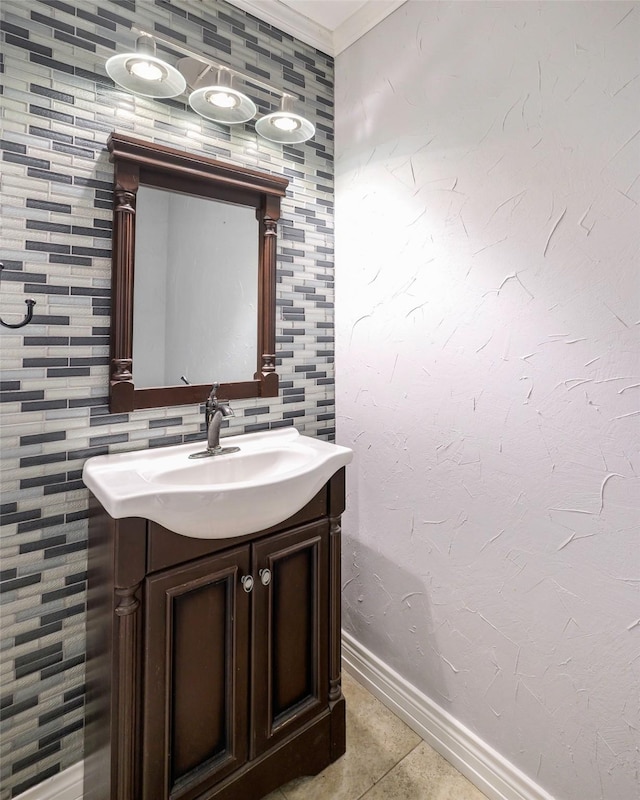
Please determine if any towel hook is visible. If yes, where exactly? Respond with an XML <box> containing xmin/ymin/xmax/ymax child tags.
<box><xmin>0</xmin><ymin>263</ymin><xmax>36</xmax><ymax>329</ymax></box>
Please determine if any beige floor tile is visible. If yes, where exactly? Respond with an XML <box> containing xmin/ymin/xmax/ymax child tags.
<box><xmin>359</xmin><ymin>741</ymin><xmax>489</xmax><ymax>800</ymax></box>
<box><xmin>280</xmin><ymin>672</ymin><xmax>421</xmax><ymax>800</ymax></box>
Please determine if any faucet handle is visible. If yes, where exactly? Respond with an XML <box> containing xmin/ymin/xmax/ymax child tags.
<box><xmin>205</xmin><ymin>382</ymin><xmax>220</xmax><ymax>427</ymax></box>
<box><xmin>206</xmin><ymin>382</ymin><xmax>219</xmax><ymax>409</ymax></box>
<box><xmin>207</xmin><ymin>382</ymin><xmax>234</xmax><ymax>412</ymax></box>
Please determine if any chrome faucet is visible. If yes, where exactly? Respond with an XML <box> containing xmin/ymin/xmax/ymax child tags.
<box><xmin>205</xmin><ymin>383</ymin><xmax>234</xmax><ymax>451</ymax></box>
<box><xmin>189</xmin><ymin>382</ymin><xmax>240</xmax><ymax>459</ymax></box>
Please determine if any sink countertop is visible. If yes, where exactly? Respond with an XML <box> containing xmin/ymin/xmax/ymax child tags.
<box><xmin>83</xmin><ymin>427</ymin><xmax>353</xmax><ymax>539</ymax></box>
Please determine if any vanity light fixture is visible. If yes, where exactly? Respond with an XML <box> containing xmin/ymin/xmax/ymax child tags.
<box><xmin>180</xmin><ymin>60</ymin><xmax>257</xmax><ymax>125</ymax></box>
<box><xmin>255</xmin><ymin>96</ymin><xmax>316</xmax><ymax>144</ymax></box>
<box><xmin>105</xmin><ymin>35</ymin><xmax>187</xmax><ymax>98</ymax></box>
<box><xmin>106</xmin><ymin>29</ymin><xmax>315</xmax><ymax>143</ymax></box>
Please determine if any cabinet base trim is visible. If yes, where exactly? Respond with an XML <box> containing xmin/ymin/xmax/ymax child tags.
<box><xmin>207</xmin><ymin>708</ymin><xmax>340</xmax><ymax>800</ymax></box>
<box><xmin>342</xmin><ymin>631</ymin><xmax>555</xmax><ymax>800</ymax></box>
<box><xmin>13</xmin><ymin>762</ymin><xmax>84</xmax><ymax>800</ymax></box>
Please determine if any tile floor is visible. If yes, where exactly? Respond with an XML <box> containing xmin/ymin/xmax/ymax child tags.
<box><xmin>265</xmin><ymin>672</ymin><xmax>490</xmax><ymax>800</ymax></box>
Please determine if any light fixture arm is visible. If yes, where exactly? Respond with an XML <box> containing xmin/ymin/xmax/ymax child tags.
<box><xmin>131</xmin><ymin>26</ymin><xmax>283</xmax><ymax>100</ymax></box>
<box><xmin>195</xmin><ymin>63</ymin><xmax>215</xmax><ymax>84</ymax></box>
<box><xmin>135</xmin><ymin>34</ymin><xmax>156</xmax><ymax>59</ymax></box>
<box><xmin>280</xmin><ymin>95</ymin><xmax>296</xmax><ymax>114</ymax></box>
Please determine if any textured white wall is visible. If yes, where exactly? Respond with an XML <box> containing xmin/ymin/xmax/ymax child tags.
<box><xmin>335</xmin><ymin>2</ymin><xmax>640</xmax><ymax>798</ymax></box>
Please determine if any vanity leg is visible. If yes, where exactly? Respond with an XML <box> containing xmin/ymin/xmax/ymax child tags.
<box><xmin>328</xmin><ymin>516</ymin><xmax>346</xmax><ymax>760</ymax></box>
<box><xmin>84</xmin><ymin>504</ymin><xmax>146</xmax><ymax>800</ymax></box>
<box><xmin>113</xmin><ymin>584</ymin><xmax>142</xmax><ymax>800</ymax></box>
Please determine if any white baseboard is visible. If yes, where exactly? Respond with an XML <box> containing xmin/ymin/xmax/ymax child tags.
<box><xmin>13</xmin><ymin>762</ymin><xmax>83</xmax><ymax>800</ymax></box>
<box><xmin>342</xmin><ymin>630</ymin><xmax>555</xmax><ymax>800</ymax></box>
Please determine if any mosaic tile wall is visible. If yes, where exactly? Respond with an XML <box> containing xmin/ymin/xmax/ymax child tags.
<box><xmin>0</xmin><ymin>1</ymin><xmax>334</xmax><ymax>794</ymax></box>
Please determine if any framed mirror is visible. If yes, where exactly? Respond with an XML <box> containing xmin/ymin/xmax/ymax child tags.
<box><xmin>107</xmin><ymin>132</ymin><xmax>289</xmax><ymax>412</ymax></box>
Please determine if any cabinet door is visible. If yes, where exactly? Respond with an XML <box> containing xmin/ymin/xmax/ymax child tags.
<box><xmin>251</xmin><ymin>521</ymin><xmax>329</xmax><ymax>757</ymax></box>
<box><xmin>142</xmin><ymin>547</ymin><xmax>251</xmax><ymax>800</ymax></box>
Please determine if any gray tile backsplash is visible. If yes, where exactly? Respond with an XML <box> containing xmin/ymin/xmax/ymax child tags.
<box><xmin>0</xmin><ymin>1</ymin><xmax>334</xmax><ymax>794</ymax></box>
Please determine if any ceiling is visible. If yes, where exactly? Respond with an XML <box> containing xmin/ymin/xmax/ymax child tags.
<box><xmin>224</xmin><ymin>0</ymin><xmax>406</xmax><ymax>55</ymax></box>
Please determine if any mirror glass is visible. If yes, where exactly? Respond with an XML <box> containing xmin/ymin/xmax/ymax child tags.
<box><xmin>132</xmin><ymin>185</ymin><xmax>258</xmax><ymax>388</ymax></box>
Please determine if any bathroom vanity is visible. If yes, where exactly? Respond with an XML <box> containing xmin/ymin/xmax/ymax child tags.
<box><xmin>83</xmin><ymin>464</ymin><xmax>347</xmax><ymax>800</ymax></box>
<box><xmin>91</xmin><ymin>134</ymin><xmax>351</xmax><ymax>798</ymax></box>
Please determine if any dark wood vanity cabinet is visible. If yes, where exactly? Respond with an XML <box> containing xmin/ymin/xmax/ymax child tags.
<box><xmin>84</xmin><ymin>470</ymin><xmax>346</xmax><ymax>800</ymax></box>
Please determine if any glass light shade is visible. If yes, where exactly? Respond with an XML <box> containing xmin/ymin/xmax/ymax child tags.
<box><xmin>189</xmin><ymin>86</ymin><xmax>257</xmax><ymax>124</ymax></box>
<box><xmin>255</xmin><ymin>110</ymin><xmax>315</xmax><ymax>144</ymax></box>
<box><xmin>106</xmin><ymin>44</ymin><xmax>186</xmax><ymax>98</ymax></box>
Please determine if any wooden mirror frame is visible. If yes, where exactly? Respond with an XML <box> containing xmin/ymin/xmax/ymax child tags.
<box><xmin>107</xmin><ymin>132</ymin><xmax>289</xmax><ymax>413</ymax></box>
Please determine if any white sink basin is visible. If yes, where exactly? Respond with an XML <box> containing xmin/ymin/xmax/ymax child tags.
<box><xmin>82</xmin><ymin>428</ymin><xmax>353</xmax><ymax>539</ymax></box>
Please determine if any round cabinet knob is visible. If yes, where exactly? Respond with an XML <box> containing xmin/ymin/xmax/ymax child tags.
<box><xmin>259</xmin><ymin>568</ymin><xmax>272</xmax><ymax>587</ymax></box>
<box><xmin>241</xmin><ymin>575</ymin><xmax>254</xmax><ymax>593</ymax></box>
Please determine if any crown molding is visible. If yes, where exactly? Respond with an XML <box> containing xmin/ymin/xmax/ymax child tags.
<box><xmin>224</xmin><ymin>0</ymin><xmax>333</xmax><ymax>54</ymax></box>
<box><xmin>333</xmin><ymin>0</ymin><xmax>406</xmax><ymax>54</ymax></box>
<box><xmin>223</xmin><ymin>0</ymin><xmax>407</xmax><ymax>56</ymax></box>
